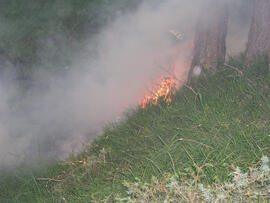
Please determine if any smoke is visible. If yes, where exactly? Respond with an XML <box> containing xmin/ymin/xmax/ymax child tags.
<box><xmin>0</xmin><ymin>0</ymin><xmax>251</xmax><ymax>170</ymax></box>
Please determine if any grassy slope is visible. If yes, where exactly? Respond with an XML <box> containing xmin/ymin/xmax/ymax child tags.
<box><xmin>0</xmin><ymin>56</ymin><xmax>269</xmax><ymax>202</ymax></box>
<box><xmin>0</xmin><ymin>1</ymin><xmax>269</xmax><ymax>202</ymax></box>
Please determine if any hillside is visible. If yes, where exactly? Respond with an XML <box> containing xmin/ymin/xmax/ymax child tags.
<box><xmin>1</xmin><ymin>56</ymin><xmax>269</xmax><ymax>202</ymax></box>
<box><xmin>0</xmin><ymin>0</ymin><xmax>270</xmax><ymax>202</ymax></box>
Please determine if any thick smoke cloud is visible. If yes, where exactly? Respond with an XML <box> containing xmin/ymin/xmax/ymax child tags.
<box><xmin>0</xmin><ymin>0</ymin><xmax>251</xmax><ymax>170</ymax></box>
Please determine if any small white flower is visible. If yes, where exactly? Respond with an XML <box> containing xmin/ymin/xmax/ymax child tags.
<box><xmin>198</xmin><ymin>184</ymin><xmax>204</xmax><ymax>191</ymax></box>
<box><xmin>217</xmin><ymin>193</ymin><xmax>226</xmax><ymax>201</ymax></box>
<box><xmin>261</xmin><ymin>156</ymin><xmax>269</xmax><ymax>164</ymax></box>
<box><xmin>261</xmin><ymin>164</ymin><xmax>270</xmax><ymax>173</ymax></box>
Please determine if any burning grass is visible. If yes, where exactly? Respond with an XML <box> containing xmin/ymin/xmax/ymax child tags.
<box><xmin>1</xmin><ymin>57</ymin><xmax>270</xmax><ymax>202</ymax></box>
<box><xmin>139</xmin><ymin>75</ymin><xmax>177</xmax><ymax>109</ymax></box>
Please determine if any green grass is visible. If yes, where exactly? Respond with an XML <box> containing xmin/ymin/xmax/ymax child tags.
<box><xmin>0</xmin><ymin>1</ymin><xmax>269</xmax><ymax>201</ymax></box>
<box><xmin>0</xmin><ymin>56</ymin><xmax>269</xmax><ymax>202</ymax></box>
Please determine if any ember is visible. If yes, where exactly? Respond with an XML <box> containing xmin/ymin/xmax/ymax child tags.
<box><xmin>140</xmin><ymin>76</ymin><xmax>176</xmax><ymax>109</ymax></box>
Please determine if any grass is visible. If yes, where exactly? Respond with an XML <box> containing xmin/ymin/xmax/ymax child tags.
<box><xmin>0</xmin><ymin>1</ymin><xmax>269</xmax><ymax>202</ymax></box>
<box><xmin>0</xmin><ymin>56</ymin><xmax>269</xmax><ymax>202</ymax></box>
<box><xmin>119</xmin><ymin>155</ymin><xmax>270</xmax><ymax>202</ymax></box>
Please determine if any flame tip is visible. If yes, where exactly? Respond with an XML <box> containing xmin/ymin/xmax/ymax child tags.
<box><xmin>139</xmin><ymin>74</ymin><xmax>176</xmax><ymax>109</ymax></box>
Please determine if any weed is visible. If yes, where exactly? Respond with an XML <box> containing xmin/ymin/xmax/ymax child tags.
<box><xmin>117</xmin><ymin>156</ymin><xmax>270</xmax><ymax>202</ymax></box>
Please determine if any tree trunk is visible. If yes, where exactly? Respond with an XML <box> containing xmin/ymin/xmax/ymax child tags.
<box><xmin>246</xmin><ymin>0</ymin><xmax>270</xmax><ymax>60</ymax></box>
<box><xmin>189</xmin><ymin>1</ymin><xmax>228</xmax><ymax>79</ymax></box>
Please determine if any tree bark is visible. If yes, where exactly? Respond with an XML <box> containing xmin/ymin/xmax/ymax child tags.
<box><xmin>246</xmin><ymin>0</ymin><xmax>270</xmax><ymax>60</ymax></box>
<box><xmin>189</xmin><ymin>1</ymin><xmax>228</xmax><ymax>78</ymax></box>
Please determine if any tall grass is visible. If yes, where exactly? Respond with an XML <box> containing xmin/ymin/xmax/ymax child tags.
<box><xmin>1</xmin><ymin>56</ymin><xmax>269</xmax><ymax>202</ymax></box>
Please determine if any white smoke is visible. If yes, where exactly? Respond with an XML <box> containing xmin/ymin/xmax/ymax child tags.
<box><xmin>0</xmin><ymin>0</ymin><xmax>251</xmax><ymax>170</ymax></box>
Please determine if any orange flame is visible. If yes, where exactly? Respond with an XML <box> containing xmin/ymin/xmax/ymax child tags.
<box><xmin>140</xmin><ymin>76</ymin><xmax>176</xmax><ymax>109</ymax></box>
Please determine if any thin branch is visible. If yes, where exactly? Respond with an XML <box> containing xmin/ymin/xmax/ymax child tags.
<box><xmin>36</xmin><ymin>178</ymin><xmax>62</xmax><ymax>182</ymax></box>
<box><xmin>178</xmin><ymin>138</ymin><xmax>213</xmax><ymax>149</ymax></box>
<box><xmin>224</xmin><ymin>63</ymin><xmax>243</xmax><ymax>75</ymax></box>
<box><xmin>224</xmin><ymin>63</ymin><xmax>255</xmax><ymax>85</ymax></box>
<box><xmin>182</xmin><ymin>83</ymin><xmax>198</xmax><ymax>96</ymax></box>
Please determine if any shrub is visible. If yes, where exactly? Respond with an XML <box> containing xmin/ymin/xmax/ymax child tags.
<box><xmin>116</xmin><ymin>156</ymin><xmax>270</xmax><ymax>202</ymax></box>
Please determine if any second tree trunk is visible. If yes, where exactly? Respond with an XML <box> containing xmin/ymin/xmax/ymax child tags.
<box><xmin>190</xmin><ymin>1</ymin><xmax>228</xmax><ymax>77</ymax></box>
<box><xmin>246</xmin><ymin>0</ymin><xmax>270</xmax><ymax>61</ymax></box>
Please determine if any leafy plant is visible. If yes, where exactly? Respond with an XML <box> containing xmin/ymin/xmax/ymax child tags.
<box><xmin>117</xmin><ymin>156</ymin><xmax>270</xmax><ymax>202</ymax></box>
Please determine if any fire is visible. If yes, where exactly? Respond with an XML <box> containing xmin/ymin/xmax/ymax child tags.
<box><xmin>140</xmin><ymin>76</ymin><xmax>176</xmax><ymax>109</ymax></box>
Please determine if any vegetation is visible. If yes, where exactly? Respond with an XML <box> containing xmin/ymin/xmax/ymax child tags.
<box><xmin>117</xmin><ymin>155</ymin><xmax>270</xmax><ymax>202</ymax></box>
<box><xmin>0</xmin><ymin>56</ymin><xmax>269</xmax><ymax>202</ymax></box>
<box><xmin>0</xmin><ymin>1</ymin><xmax>269</xmax><ymax>202</ymax></box>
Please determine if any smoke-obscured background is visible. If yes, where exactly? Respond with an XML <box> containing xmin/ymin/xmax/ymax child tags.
<box><xmin>0</xmin><ymin>0</ymin><xmax>252</xmax><ymax>170</ymax></box>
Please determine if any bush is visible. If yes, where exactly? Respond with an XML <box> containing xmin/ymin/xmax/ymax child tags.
<box><xmin>117</xmin><ymin>156</ymin><xmax>270</xmax><ymax>202</ymax></box>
